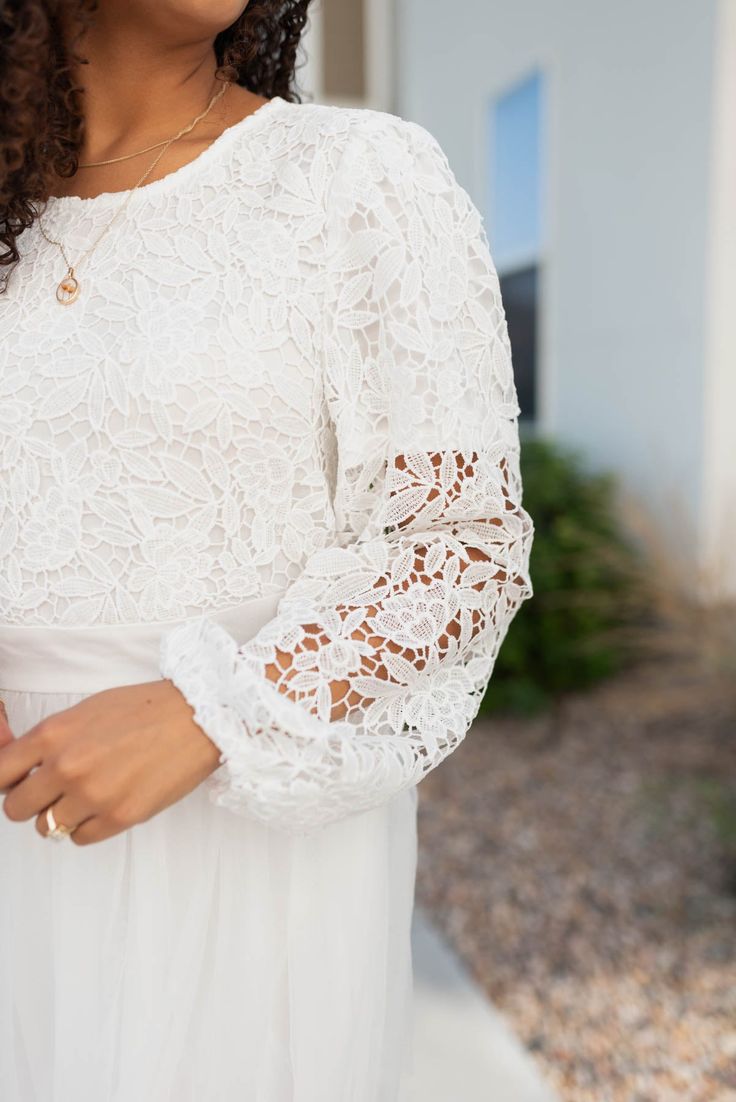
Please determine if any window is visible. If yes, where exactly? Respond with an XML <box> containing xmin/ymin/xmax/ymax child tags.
<box><xmin>489</xmin><ymin>71</ymin><xmax>545</xmax><ymax>422</ymax></box>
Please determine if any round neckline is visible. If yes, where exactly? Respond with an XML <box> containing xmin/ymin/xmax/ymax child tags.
<box><xmin>42</xmin><ymin>94</ymin><xmax>289</xmax><ymax>212</ymax></box>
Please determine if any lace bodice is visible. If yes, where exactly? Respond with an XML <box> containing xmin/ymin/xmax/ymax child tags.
<box><xmin>1</xmin><ymin>95</ymin><xmax>534</xmax><ymax>832</ymax></box>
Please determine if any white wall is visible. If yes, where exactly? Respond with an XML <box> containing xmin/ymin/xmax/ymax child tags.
<box><xmin>396</xmin><ymin>0</ymin><xmax>719</xmax><ymax>579</ymax></box>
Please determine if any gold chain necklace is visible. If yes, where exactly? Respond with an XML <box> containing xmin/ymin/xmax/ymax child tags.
<box><xmin>79</xmin><ymin>135</ymin><xmax>188</xmax><ymax>168</ymax></box>
<box><xmin>38</xmin><ymin>78</ymin><xmax>231</xmax><ymax>306</ymax></box>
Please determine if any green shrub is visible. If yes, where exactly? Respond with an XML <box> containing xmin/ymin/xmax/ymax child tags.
<box><xmin>480</xmin><ymin>436</ymin><xmax>646</xmax><ymax>715</ymax></box>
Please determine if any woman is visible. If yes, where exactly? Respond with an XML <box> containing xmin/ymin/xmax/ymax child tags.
<box><xmin>0</xmin><ymin>1</ymin><xmax>534</xmax><ymax>1099</ymax></box>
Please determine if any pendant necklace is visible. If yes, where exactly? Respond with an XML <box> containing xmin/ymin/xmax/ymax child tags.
<box><xmin>38</xmin><ymin>77</ymin><xmax>231</xmax><ymax>306</ymax></box>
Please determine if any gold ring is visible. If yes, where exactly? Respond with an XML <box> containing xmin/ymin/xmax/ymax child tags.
<box><xmin>45</xmin><ymin>806</ymin><xmax>71</xmax><ymax>841</ymax></box>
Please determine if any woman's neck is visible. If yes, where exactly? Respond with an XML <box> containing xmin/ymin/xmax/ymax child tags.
<box><xmin>49</xmin><ymin>5</ymin><xmax>267</xmax><ymax>200</ymax></box>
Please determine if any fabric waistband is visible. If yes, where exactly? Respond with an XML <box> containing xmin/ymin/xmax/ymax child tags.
<box><xmin>0</xmin><ymin>593</ymin><xmax>282</xmax><ymax>694</ymax></box>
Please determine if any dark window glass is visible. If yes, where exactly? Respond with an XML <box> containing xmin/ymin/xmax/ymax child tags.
<box><xmin>499</xmin><ymin>265</ymin><xmax>538</xmax><ymax>421</ymax></box>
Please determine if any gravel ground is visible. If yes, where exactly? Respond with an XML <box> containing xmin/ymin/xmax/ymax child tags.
<box><xmin>415</xmin><ymin>659</ymin><xmax>736</xmax><ymax>1102</ymax></box>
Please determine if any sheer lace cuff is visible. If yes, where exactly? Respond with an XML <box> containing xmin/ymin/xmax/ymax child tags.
<box><xmin>159</xmin><ymin>614</ymin><xmax>431</xmax><ymax>834</ymax></box>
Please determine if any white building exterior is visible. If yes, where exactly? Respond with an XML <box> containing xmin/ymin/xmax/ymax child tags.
<box><xmin>302</xmin><ymin>0</ymin><xmax>736</xmax><ymax>596</ymax></box>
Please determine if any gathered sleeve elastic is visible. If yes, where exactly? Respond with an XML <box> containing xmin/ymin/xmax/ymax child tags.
<box><xmin>159</xmin><ymin>113</ymin><xmax>534</xmax><ymax>834</ymax></box>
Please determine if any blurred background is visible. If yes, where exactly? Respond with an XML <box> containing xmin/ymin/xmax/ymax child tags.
<box><xmin>298</xmin><ymin>3</ymin><xmax>736</xmax><ymax>1099</ymax></box>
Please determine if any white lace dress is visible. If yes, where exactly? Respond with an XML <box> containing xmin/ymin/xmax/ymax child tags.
<box><xmin>0</xmin><ymin>94</ymin><xmax>534</xmax><ymax>1102</ymax></box>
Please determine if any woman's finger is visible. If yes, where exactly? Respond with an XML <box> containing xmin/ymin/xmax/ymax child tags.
<box><xmin>62</xmin><ymin>813</ymin><xmax>113</xmax><ymax>846</ymax></box>
<box><xmin>35</xmin><ymin>794</ymin><xmax>94</xmax><ymax>841</ymax></box>
<box><xmin>0</xmin><ymin>732</ymin><xmax>43</xmax><ymax>793</ymax></box>
<box><xmin>2</xmin><ymin>764</ymin><xmax>61</xmax><ymax>823</ymax></box>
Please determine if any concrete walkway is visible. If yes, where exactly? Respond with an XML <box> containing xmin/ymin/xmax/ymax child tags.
<box><xmin>406</xmin><ymin>907</ymin><xmax>559</xmax><ymax>1102</ymax></box>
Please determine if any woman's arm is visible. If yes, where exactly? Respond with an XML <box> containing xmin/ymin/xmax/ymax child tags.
<box><xmin>158</xmin><ymin>113</ymin><xmax>535</xmax><ymax>834</ymax></box>
<box><xmin>261</xmin><ymin>454</ymin><xmax>525</xmax><ymax>723</ymax></box>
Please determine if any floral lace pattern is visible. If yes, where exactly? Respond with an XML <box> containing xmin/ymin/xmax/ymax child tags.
<box><xmin>159</xmin><ymin>107</ymin><xmax>535</xmax><ymax>832</ymax></box>
<box><xmin>1</xmin><ymin>95</ymin><xmax>336</xmax><ymax>625</ymax></box>
<box><xmin>1</xmin><ymin>96</ymin><xmax>533</xmax><ymax>833</ymax></box>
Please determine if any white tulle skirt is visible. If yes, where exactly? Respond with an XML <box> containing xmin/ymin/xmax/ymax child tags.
<box><xmin>0</xmin><ymin>602</ymin><xmax>418</xmax><ymax>1102</ymax></box>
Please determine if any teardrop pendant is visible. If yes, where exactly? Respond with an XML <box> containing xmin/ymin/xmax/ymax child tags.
<box><xmin>56</xmin><ymin>268</ymin><xmax>80</xmax><ymax>305</ymax></box>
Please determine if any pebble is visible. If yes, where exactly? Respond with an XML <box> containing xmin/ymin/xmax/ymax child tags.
<box><xmin>416</xmin><ymin>658</ymin><xmax>736</xmax><ymax>1102</ymax></box>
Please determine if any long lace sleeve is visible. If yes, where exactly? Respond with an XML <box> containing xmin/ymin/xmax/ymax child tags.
<box><xmin>159</xmin><ymin>113</ymin><xmax>534</xmax><ymax>834</ymax></box>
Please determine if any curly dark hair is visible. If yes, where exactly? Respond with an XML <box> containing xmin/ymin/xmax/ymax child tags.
<box><xmin>0</xmin><ymin>0</ymin><xmax>313</xmax><ymax>293</ymax></box>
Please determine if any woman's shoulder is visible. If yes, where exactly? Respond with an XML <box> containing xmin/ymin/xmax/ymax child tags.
<box><xmin>282</xmin><ymin>96</ymin><xmax>433</xmax><ymax>136</ymax></box>
<box><xmin>272</xmin><ymin>97</ymin><xmax>448</xmax><ymax>171</ymax></box>
<box><xmin>224</xmin><ymin>96</ymin><xmax>460</xmax><ymax>228</ymax></box>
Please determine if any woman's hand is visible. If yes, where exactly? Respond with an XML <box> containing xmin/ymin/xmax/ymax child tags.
<box><xmin>0</xmin><ymin>680</ymin><xmax>222</xmax><ymax>846</ymax></box>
